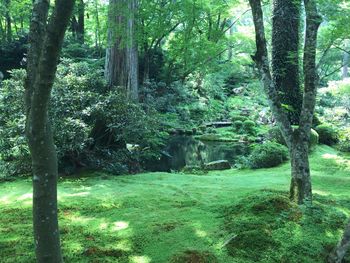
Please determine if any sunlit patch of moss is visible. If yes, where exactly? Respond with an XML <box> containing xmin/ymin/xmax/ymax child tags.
<box><xmin>1</xmin><ymin>146</ymin><xmax>350</xmax><ymax>262</ymax></box>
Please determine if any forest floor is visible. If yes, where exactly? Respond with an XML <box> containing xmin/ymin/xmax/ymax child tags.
<box><xmin>1</xmin><ymin>145</ymin><xmax>350</xmax><ymax>263</ymax></box>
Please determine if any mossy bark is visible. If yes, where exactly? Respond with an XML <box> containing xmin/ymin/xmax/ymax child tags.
<box><xmin>249</xmin><ymin>0</ymin><xmax>321</xmax><ymax>204</ymax></box>
<box><xmin>272</xmin><ymin>0</ymin><xmax>302</xmax><ymax>124</ymax></box>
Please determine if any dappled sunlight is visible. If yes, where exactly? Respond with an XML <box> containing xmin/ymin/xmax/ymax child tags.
<box><xmin>17</xmin><ymin>193</ymin><xmax>32</xmax><ymax>201</ymax></box>
<box><xmin>195</xmin><ymin>229</ymin><xmax>207</xmax><ymax>238</ymax></box>
<box><xmin>63</xmin><ymin>191</ymin><xmax>90</xmax><ymax>197</ymax></box>
<box><xmin>67</xmin><ymin>214</ymin><xmax>94</xmax><ymax>224</ymax></box>
<box><xmin>112</xmin><ymin>221</ymin><xmax>129</xmax><ymax>231</ymax></box>
<box><xmin>321</xmin><ymin>153</ymin><xmax>350</xmax><ymax>171</ymax></box>
<box><xmin>129</xmin><ymin>255</ymin><xmax>152</xmax><ymax>263</ymax></box>
<box><xmin>114</xmin><ymin>239</ymin><xmax>133</xmax><ymax>252</ymax></box>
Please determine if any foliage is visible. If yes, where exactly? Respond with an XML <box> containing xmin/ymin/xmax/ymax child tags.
<box><xmin>222</xmin><ymin>190</ymin><xmax>348</xmax><ymax>262</ymax></box>
<box><xmin>267</xmin><ymin>126</ymin><xmax>319</xmax><ymax>149</ymax></box>
<box><xmin>242</xmin><ymin>120</ymin><xmax>256</xmax><ymax>135</ymax></box>
<box><xmin>316</xmin><ymin>124</ymin><xmax>339</xmax><ymax>146</ymax></box>
<box><xmin>248</xmin><ymin>142</ymin><xmax>289</xmax><ymax>169</ymax></box>
<box><xmin>0</xmin><ymin>61</ymin><xmax>167</xmax><ymax>177</ymax></box>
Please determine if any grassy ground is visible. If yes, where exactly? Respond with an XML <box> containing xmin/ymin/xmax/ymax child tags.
<box><xmin>1</xmin><ymin>145</ymin><xmax>350</xmax><ymax>262</ymax></box>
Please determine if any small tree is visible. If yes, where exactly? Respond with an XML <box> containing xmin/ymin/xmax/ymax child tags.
<box><xmin>249</xmin><ymin>0</ymin><xmax>321</xmax><ymax>204</ymax></box>
<box><xmin>25</xmin><ymin>0</ymin><xmax>75</xmax><ymax>262</ymax></box>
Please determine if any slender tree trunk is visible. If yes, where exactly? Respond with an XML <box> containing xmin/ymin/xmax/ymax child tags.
<box><xmin>227</xmin><ymin>17</ymin><xmax>235</xmax><ymax>61</ymax></box>
<box><xmin>94</xmin><ymin>0</ymin><xmax>101</xmax><ymax>50</ymax></box>
<box><xmin>343</xmin><ymin>49</ymin><xmax>349</xmax><ymax>79</ymax></box>
<box><xmin>25</xmin><ymin>0</ymin><xmax>75</xmax><ymax>262</ymax></box>
<box><xmin>126</xmin><ymin>0</ymin><xmax>139</xmax><ymax>101</ymax></box>
<box><xmin>5</xmin><ymin>0</ymin><xmax>12</xmax><ymax>42</ymax></box>
<box><xmin>77</xmin><ymin>0</ymin><xmax>85</xmax><ymax>44</ymax></box>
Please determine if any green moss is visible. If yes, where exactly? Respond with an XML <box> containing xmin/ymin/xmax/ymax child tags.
<box><xmin>170</xmin><ymin>250</ymin><xmax>218</xmax><ymax>263</ymax></box>
<box><xmin>1</xmin><ymin>146</ymin><xmax>350</xmax><ymax>262</ymax></box>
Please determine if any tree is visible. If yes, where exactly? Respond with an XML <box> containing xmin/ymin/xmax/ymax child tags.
<box><xmin>4</xmin><ymin>0</ymin><xmax>12</xmax><ymax>42</ymax></box>
<box><xmin>105</xmin><ymin>0</ymin><xmax>139</xmax><ymax>102</ymax></box>
<box><xmin>25</xmin><ymin>0</ymin><xmax>75</xmax><ymax>262</ymax></box>
<box><xmin>329</xmin><ymin>220</ymin><xmax>350</xmax><ymax>263</ymax></box>
<box><xmin>249</xmin><ymin>0</ymin><xmax>321</xmax><ymax>204</ymax></box>
<box><xmin>71</xmin><ymin>0</ymin><xmax>85</xmax><ymax>44</ymax></box>
<box><xmin>272</xmin><ymin>0</ymin><xmax>302</xmax><ymax>124</ymax></box>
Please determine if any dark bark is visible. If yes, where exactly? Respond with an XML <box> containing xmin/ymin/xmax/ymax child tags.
<box><xmin>77</xmin><ymin>0</ymin><xmax>85</xmax><ymax>44</ymax></box>
<box><xmin>272</xmin><ymin>0</ymin><xmax>302</xmax><ymax>124</ymax></box>
<box><xmin>329</xmin><ymin>221</ymin><xmax>350</xmax><ymax>263</ymax></box>
<box><xmin>25</xmin><ymin>0</ymin><xmax>75</xmax><ymax>262</ymax></box>
<box><xmin>5</xmin><ymin>0</ymin><xmax>12</xmax><ymax>42</ymax></box>
<box><xmin>249</xmin><ymin>0</ymin><xmax>321</xmax><ymax>204</ymax></box>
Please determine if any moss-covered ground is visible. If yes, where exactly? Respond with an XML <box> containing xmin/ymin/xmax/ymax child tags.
<box><xmin>1</xmin><ymin>145</ymin><xmax>350</xmax><ymax>262</ymax></box>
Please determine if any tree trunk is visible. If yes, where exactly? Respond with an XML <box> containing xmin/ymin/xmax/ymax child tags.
<box><xmin>105</xmin><ymin>0</ymin><xmax>128</xmax><ymax>88</ymax></box>
<box><xmin>289</xmin><ymin>135</ymin><xmax>312</xmax><ymax>204</ymax></box>
<box><xmin>329</xmin><ymin>221</ymin><xmax>350</xmax><ymax>263</ymax></box>
<box><xmin>105</xmin><ymin>0</ymin><xmax>139</xmax><ymax>101</ymax></box>
<box><xmin>25</xmin><ymin>0</ymin><xmax>75</xmax><ymax>262</ymax></box>
<box><xmin>272</xmin><ymin>0</ymin><xmax>302</xmax><ymax>124</ymax></box>
<box><xmin>77</xmin><ymin>0</ymin><xmax>85</xmax><ymax>44</ymax></box>
<box><xmin>227</xmin><ymin>17</ymin><xmax>235</xmax><ymax>61</ymax></box>
<box><xmin>5</xmin><ymin>0</ymin><xmax>12</xmax><ymax>42</ymax></box>
<box><xmin>343</xmin><ymin>50</ymin><xmax>349</xmax><ymax>79</ymax></box>
<box><xmin>126</xmin><ymin>0</ymin><xmax>139</xmax><ymax>101</ymax></box>
<box><xmin>249</xmin><ymin>0</ymin><xmax>321</xmax><ymax>204</ymax></box>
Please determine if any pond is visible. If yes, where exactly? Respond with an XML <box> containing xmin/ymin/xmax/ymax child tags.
<box><xmin>147</xmin><ymin>135</ymin><xmax>251</xmax><ymax>172</ymax></box>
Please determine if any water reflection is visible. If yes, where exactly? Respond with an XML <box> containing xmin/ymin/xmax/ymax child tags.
<box><xmin>148</xmin><ymin>136</ymin><xmax>250</xmax><ymax>172</ymax></box>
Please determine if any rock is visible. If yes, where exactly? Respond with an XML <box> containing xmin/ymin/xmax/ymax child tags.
<box><xmin>204</xmin><ymin>160</ymin><xmax>231</xmax><ymax>171</ymax></box>
<box><xmin>233</xmin><ymin>87</ymin><xmax>244</xmax><ymax>95</ymax></box>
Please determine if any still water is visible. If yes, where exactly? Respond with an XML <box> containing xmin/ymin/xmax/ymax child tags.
<box><xmin>148</xmin><ymin>136</ymin><xmax>250</xmax><ymax>172</ymax></box>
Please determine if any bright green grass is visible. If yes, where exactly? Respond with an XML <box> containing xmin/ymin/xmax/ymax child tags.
<box><xmin>1</xmin><ymin>145</ymin><xmax>350</xmax><ymax>262</ymax></box>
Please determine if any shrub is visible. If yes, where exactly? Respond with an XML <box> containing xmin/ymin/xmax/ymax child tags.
<box><xmin>0</xmin><ymin>61</ymin><xmax>167</xmax><ymax>177</ymax></box>
<box><xmin>267</xmin><ymin>126</ymin><xmax>319</xmax><ymax>149</ymax></box>
<box><xmin>242</xmin><ymin>120</ymin><xmax>256</xmax><ymax>135</ymax></box>
<box><xmin>233</xmin><ymin>120</ymin><xmax>243</xmax><ymax>132</ymax></box>
<box><xmin>248</xmin><ymin>142</ymin><xmax>289</xmax><ymax>169</ymax></box>
<box><xmin>230</xmin><ymin>114</ymin><xmax>248</xmax><ymax>123</ymax></box>
<box><xmin>316</xmin><ymin>124</ymin><xmax>339</xmax><ymax>146</ymax></box>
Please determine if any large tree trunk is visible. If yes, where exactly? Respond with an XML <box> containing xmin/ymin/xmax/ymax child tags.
<box><xmin>329</xmin><ymin>221</ymin><xmax>350</xmax><ymax>263</ymax></box>
<box><xmin>290</xmin><ymin>137</ymin><xmax>312</xmax><ymax>203</ymax></box>
<box><xmin>249</xmin><ymin>0</ymin><xmax>321</xmax><ymax>204</ymax></box>
<box><xmin>272</xmin><ymin>0</ymin><xmax>302</xmax><ymax>124</ymax></box>
<box><xmin>25</xmin><ymin>0</ymin><xmax>75</xmax><ymax>262</ymax></box>
<box><xmin>105</xmin><ymin>0</ymin><xmax>139</xmax><ymax>101</ymax></box>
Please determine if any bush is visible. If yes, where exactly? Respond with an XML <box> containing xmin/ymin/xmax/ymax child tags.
<box><xmin>267</xmin><ymin>126</ymin><xmax>319</xmax><ymax>149</ymax></box>
<box><xmin>315</xmin><ymin>124</ymin><xmax>339</xmax><ymax>146</ymax></box>
<box><xmin>233</xmin><ymin>120</ymin><xmax>243</xmax><ymax>132</ymax></box>
<box><xmin>242</xmin><ymin>120</ymin><xmax>256</xmax><ymax>135</ymax></box>
<box><xmin>248</xmin><ymin>142</ymin><xmax>289</xmax><ymax>169</ymax></box>
<box><xmin>0</xmin><ymin>61</ymin><xmax>167</xmax><ymax>177</ymax></box>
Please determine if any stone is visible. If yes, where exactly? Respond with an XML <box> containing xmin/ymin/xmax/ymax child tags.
<box><xmin>204</xmin><ymin>160</ymin><xmax>231</xmax><ymax>171</ymax></box>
